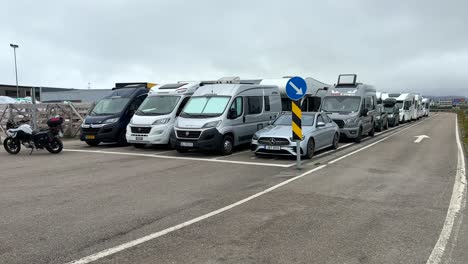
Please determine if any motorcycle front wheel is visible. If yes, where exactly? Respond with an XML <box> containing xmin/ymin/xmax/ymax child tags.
<box><xmin>4</xmin><ymin>137</ymin><xmax>21</xmax><ymax>154</ymax></box>
<box><xmin>46</xmin><ymin>137</ymin><xmax>63</xmax><ymax>154</ymax></box>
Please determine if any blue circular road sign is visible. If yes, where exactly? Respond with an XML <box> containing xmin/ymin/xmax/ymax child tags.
<box><xmin>285</xmin><ymin>76</ymin><xmax>307</xmax><ymax>101</ymax></box>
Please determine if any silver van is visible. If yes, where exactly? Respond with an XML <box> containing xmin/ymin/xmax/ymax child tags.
<box><xmin>320</xmin><ymin>74</ymin><xmax>377</xmax><ymax>143</ymax></box>
<box><xmin>171</xmin><ymin>77</ymin><xmax>281</xmax><ymax>155</ymax></box>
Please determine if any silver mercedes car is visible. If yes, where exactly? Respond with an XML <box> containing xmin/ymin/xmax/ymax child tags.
<box><xmin>251</xmin><ymin>112</ymin><xmax>339</xmax><ymax>159</ymax></box>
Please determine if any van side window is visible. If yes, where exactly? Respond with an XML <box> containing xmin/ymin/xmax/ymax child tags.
<box><xmin>264</xmin><ymin>96</ymin><xmax>271</xmax><ymax>112</ymax></box>
<box><xmin>176</xmin><ymin>97</ymin><xmax>190</xmax><ymax>116</ymax></box>
<box><xmin>246</xmin><ymin>96</ymin><xmax>262</xmax><ymax>115</ymax></box>
<box><xmin>365</xmin><ymin>97</ymin><xmax>372</xmax><ymax>110</ymax></box>
<box><xmin>228</xmin><ymin>97</ymin><xmax>243</xmax><ymax>119</ymax></box>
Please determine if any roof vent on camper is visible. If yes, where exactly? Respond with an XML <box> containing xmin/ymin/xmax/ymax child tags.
<box><xmin>216</xmin><ymin>77</ymin><xmax>240</xmax><ymax>84</ymax></box>
<box><xmin>336</xmin><ymin>74</ymin><xmax>357</xmax><ymax>87</ymax></box>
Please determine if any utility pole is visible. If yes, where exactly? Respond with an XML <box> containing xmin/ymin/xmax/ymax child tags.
<box><xmin>9</xmin><ymin>43</ymin><xmax>19</xmax><ymax>98</ymax></box>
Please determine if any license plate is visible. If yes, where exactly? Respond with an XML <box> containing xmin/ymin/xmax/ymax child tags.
<box><xmin>136</xmin><ymin>136</ymin><xmax>144</xmax><ymax>141</ymax></box>
<box><xmin>265</xmin><ymin>145</ymin><xmax>281</xmax><ymax>150</ymax></box>
<box><xmin>180</xmin><ymin>142</ymin><xmax>194</xmax><ymax>147</ymax></box>
<box><xmin>85</xmin><ymin>135</ymin><xmax>96</xmax><ymax>140</ymax></box>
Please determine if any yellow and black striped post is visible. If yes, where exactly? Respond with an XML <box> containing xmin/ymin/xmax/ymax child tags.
<box><xmin>292</xmin><ymin>100</ymin><xmax>302</xmax><ymax>140</ymax></box>
<box><xmin>292</xmin><ymin>100</ymin><xmax>302</xmax><ymax>169</ymax></box>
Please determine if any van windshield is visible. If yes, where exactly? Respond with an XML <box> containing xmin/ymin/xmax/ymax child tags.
<box><xmin>90</xmin><ymin>97</ymin><xmax>130</xmax><ymax>116</ymax></box>
<box><xmin>180</xmin><ymin>96</ymin><xmax>231</xmax><ymax>118</ymax></box>
<box><xmin>274</xmin><ymin>114</ymin><xmax>315</xmax><ymax>126</ymax></box>
<box><xmin>321</xmin><ymin>96</ymin><xmax>361</xmax><ymax>113</ymax></box>
<box><xmin>136</xmin><ymin>96</ymin><xmax>181</xmax><ymax>116</ymax></box>
<box><xmin>396</xmin><ymin>101</ymin><xmax>404</xmax><ymax>110</ymax></box>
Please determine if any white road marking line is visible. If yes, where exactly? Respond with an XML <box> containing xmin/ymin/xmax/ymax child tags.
<box><xmin>211</xmin><ymin>150</ymin><xmax>251</xmax><ymax>160</ymax></box>
<box><xmin>426</xmin><ymin>115</ymin><xmax>466</xmax><ymax>264</ymax></box>
<box><xmin>328</xmin><ymin>115</ymin><xmax>435</xmax><ymax>164</ymax></box>
<box><xmin>64</xmin><ymin>165</ymin><xmax>327</xmax><ymax>264</ymax></box>
<box><xmin>64</xmin><ymin>114</ymin><xmax>440</xmax><ymax>264</ymax></box>
<box><xmin>63</xmin><ymin>149</ymin><xmax>295</xmax><ymax>168</ymax></box>
<box><xmin>314</xmin><ymin>143</ymin><xmax>354</xmax><ymax>158</ymax></box>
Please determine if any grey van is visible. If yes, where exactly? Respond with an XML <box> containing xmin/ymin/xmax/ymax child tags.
<box><xmin>320</xmin><ymin>74</ymin><xmax>377</xmax><ymax>143</ymax></box>
<box><xmin>171</xmin><ymin>77</ymin><xmax>281</xmax><ymax>155</ymax></box>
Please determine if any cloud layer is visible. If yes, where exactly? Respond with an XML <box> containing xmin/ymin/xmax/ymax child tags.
<box><xmin>1</xmin><ymin>0</ymin><xmax>467</xmax><ymax>96</ymax></box>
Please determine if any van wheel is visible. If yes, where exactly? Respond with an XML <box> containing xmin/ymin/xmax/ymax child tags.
<box><xmin>85</xmin><ymin>140</ymin><xmax>100</xmax><ymax>146</ymax></box>
<box><xmin>354</xmin><ymin>127</ymin><xmax>363</xmax><ymax>143</ymax></box>
<box><xmin>220</xmin><ymin>135</ymin><xmax>234</xmax><ymax>156</ymax></box>
<box><xmin>385</xmin><ymin>120</ymin><xmax>389</xmax><ymax>130</ymax></box>
<box><xmin>376</xmin><ymin>122</ymin><xmax>382</xmax><ymax>132</ymax></box>
<box><xmin>118</xmin><ymin>130</ymin><xmax>128</xmax><ymax>146</ymax></box>
<box><xmin>368</xmin><ymin>123</ymin><xmax>375</xmax><ymax>137</ymax></box>
<box><xmin>306</xmin><ymin>139</ymin><xmax>315</xmax><ymax>159</ymax></box>
<box><xmin>332</xmin><ymin>133</ymin><xmax>339</xmax><ymax>149</ymax></box>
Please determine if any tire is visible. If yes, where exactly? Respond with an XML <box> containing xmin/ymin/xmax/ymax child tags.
<box><xmin>354</xmin><ymin>127</ymin><xmax>363</xmax><ymax>143</ymax></box>
<box><xmin>3</xmin><ymin>137</ymin><xmax>21</xmax><ymax>154</ymax></box>
<box><xmin>305</xmin><ymin>139</ymin><xmax>315</xmax><ymax>159</ymax></box>
<box><xmin>133</xmin><ymin>143</ymin><xmax>145</xmax><ymax>148</ymax></box>
<box><xmin>376</xmin><ymin>122</ymin><xmax>382</xmax><ymax>132</ymax></box>
<box><xmin>220</xmin><ymin>135</ymin><xmax>234</xmax><ymax>156</ymax></box>
<box><xmin>46</xmin><ymin>138</ymin><xmax>63</xmax><ymax>154</ymax></box>
<box><xmin>85</xmin><ymin>140</ymin><xmax>100</xmax><ymax>146</ymax></box>
<box><xmin>117</xmin><ymin>130</ymin><xmax>128</xmax><ymax>146</ymax></box>
<box><xmin>384</xmin><ymin>120</ymin><xmax>389</xmax><ymax>130</ymax></box>
<box><xmin>368</xmin><ymin>123</ymin><xmax>375</xmax><ymax>137</ymax></box>
<box><xmin>332</xmin><ymin>133</ymin><xmax>339</xmax><ymax>149</ymax></box>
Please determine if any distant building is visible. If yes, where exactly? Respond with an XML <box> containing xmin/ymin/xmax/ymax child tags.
<box><xmin>0</xmin><ymin>84</ymin><xmax>74</xmax><ymax>101</ymax></box>
<box><xmin>41</xmin><ymin>89</ymin><xmax>112</xmax><ymax>103</ymax></box>
<box><xmin>438</xmin><ymin>100</ymin><xmax>453</xmax><ymax>107</ymax></box>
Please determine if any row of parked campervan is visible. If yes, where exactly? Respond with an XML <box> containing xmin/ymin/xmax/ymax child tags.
<box><xmin>80</xmin><ymin>74</ymin><xmax>430</xmax><ymax>157</ymax></box>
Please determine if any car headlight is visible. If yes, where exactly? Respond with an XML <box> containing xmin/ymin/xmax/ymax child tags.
<box><xmin>104</xmin><ymin>118</ymin><xmax>119</xmax><ymax>124</ymax></box>
<box><xmin>344</xmin><ymin>118</ymin><xmax>358</xmax><ymax>126</ymax></box>
<box><xmin>153</xmin><ymin>118</ymin><xmax>170</xmax><ymax>125</ymax></box>
<box><xmin>81</xmin><ymin>123</ymin><xmax>89</xmax><ymax>128</ymax></box>
<box><xmin>202</xmin><ymin>120</ymin><xmax>221</xmax><ymax>128</ymax></box>
<box><xmin>252</xmin><ymin>133</ymin><xmax>259</xmax><ymax>140</ymax></box>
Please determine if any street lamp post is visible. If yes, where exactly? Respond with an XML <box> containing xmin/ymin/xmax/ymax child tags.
<box><xmin>10</xmin><ymin>43</ymin><xmax>19</xmax><ymax>98</ymax></box>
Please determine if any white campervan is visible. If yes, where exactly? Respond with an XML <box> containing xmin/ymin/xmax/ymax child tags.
<box><xmin>126</xmin><ymin>82</ymin><xmax>200</xmax><ymax>147</ymax></box>
<box><xmin>422</xmin><ymin>98</ymin><xmax>431</xmax><ymax>117</ymax></box>
<box><xmin>396</xmin><ymin>93</ymin><xmax>416</xmax><ymax>123</ymax></box>
<box><xmin>415</xmin><ymin>94</ymin><xmax>424</xmax><ymax>119</ymax></box>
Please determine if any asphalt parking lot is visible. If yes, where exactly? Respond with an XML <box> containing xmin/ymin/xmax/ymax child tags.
<box><xmin>1</xmin><ymin>112</ymin><xmax>467</xmax><ymax>264</ymax></box>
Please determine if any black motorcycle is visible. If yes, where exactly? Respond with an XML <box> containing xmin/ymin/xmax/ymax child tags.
<box><xmin>3</xmin><ymin>116</ymin><xmax>64</xmax><ymax>155</ymax></box>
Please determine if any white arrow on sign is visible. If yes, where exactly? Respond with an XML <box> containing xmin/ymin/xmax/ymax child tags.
<box><xmin>414</xmin><ymin>135</ymin><xmax>430</xmax><ymax>143</ymax></box>
<box><xmin>289</xmin><ymin>81</ymin><xmax>304</xmax><ymax>95</ymax></box>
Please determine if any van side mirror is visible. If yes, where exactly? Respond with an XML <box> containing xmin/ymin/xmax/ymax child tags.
<box><xmin>316</xmin><ymin>121</ymin><xmax>326</xmax><ymax>127</ymax></box>
<box><xmin>228</xmin><ymin>109</ymin><xmax>237</xmax><ymax>119</ymax></box>
<box><xmin>361</xmin><ymin>109</ymin><xmax>369</xmax><ymax>116</ymax></box>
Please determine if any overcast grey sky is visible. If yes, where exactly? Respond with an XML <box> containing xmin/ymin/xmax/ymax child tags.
<box><xmin>1</xmin><ymin>0</ymin><xmax>467</xmax><ymax>96</ymax></box>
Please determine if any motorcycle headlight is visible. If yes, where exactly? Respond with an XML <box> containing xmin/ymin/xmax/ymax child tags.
<box><xmin>152</xmin><ymin>118</ymin><xmax>170</xmax><ymax>125</ymax></box>
<box><xmin>202</xmin><ymin>120</ymin><xmax>221</xmax><ymax>128</ymax></box>
<box><xmin>104</xmin><ymin>118</ymin><xmax>119</xmax><ymax>124</ymax></box>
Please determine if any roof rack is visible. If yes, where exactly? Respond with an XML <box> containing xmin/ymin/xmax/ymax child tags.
<box><xmin>113</xmin><ymin>82</ymin><xmax>156</xmax><ymax>90</ymax></box>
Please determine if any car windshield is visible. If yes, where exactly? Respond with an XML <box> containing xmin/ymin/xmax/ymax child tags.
<box><xmin>273</xmin><ymin>114</ymin><xmax>315</xmax><ymax>126</ymax></box>
<box><xmin>136</xmin><ymin>96</ymin><xmax>181</xmax><ymax>116</ymax></box>
<box><xmin>321</xmin><ymin>96</ymin><xmax>361</xmax><ymax>113</ymax></box>
<box><xmin>90</xmin><ymin>97</ymin><xmax>130</xmax><ymax>115</ymax></box>
<box><xmin>180</xmin><ymin>96</ymin><xmax>231</xmax><ymax>118</ymax></box>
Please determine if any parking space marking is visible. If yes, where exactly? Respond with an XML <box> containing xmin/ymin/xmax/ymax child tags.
<box><xmin>63</xmin><ymin>149</ymin><xmax>295</xmax><ymax>168</ymax></box>
<box><xmin>211</xmin><ymin>150</ymin><xmax>251</xmax><ymax>160</ymax></box>
<box><xmin>64</xmin><ymin>115</ymin><xmax>439</xmax><ymax>264</ymax></box>
<box><xmin>426</xmin><ymin>114</ymin><xmax>466</xmax><ymax>264</ymax></box>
